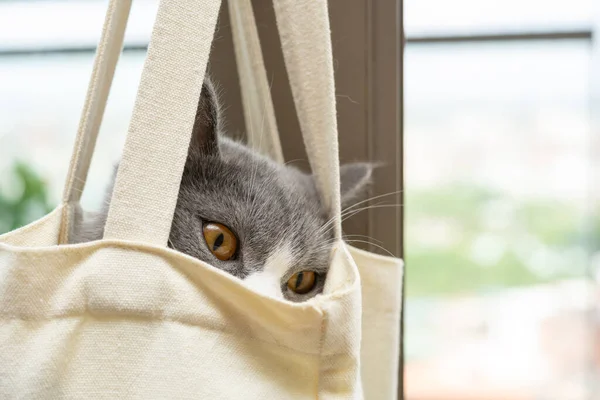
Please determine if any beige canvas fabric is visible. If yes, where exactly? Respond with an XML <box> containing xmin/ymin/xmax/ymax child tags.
<box><xmin>228</xmin><ymin>0</ymin><xmax>284</xmax><ymax>164</ymax></box>
<box><xmin>230</xmin><ymin>2</ymin><xmax>404</xmax><ymax>399</ymax></box>
<box><xmin>0</xmin><ymin>0</ymin><xmax>402</xmax><ymax>399</ymax></box>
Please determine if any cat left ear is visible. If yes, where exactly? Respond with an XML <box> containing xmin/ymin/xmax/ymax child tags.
<box><xmin>190</xmin><ymin>79</ymin><xmax>220</xmax><ymax>155</ymax></box>
<box><xmin>339</xmin><ymin>162</ymin><xmax>375</xmax><ymax>209</ymax></box>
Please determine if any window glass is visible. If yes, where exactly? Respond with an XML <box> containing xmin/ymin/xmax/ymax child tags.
<box><xmin>405</xmin><ymin>0</ymin><xmax>593</xmax><ymax>36</ymax></box>
<box><xmin>404</xmin><ymin>40</ymin><xmax>596</xmax><ymax>399</ymax></box>
<box><xmin>0</xmin><ymin>51</ymin><xmax>146</xmax><ymax>225</ymax></box>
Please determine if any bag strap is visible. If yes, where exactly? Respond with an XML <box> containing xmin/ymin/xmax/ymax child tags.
<box><xmin>229</xmin><ymin>0</ymin><xmax>341</xmax><ymax>237</ymax></box>
<box><xmin>61</xmin><ymin>0</ymin><xmax>340</xmax><ymax>246</ymax></box>
<box><xmin>272</xmin><ymin>1</ymin><xmax>342</xmax><ymax>239</ymax></box>
<box><xmin>231</xmin><ymin>1</ymin><xmax>342</xmax><ymax>239</ymax></box>
<box><xmin>59</xmin><ymin>0</ymin><xmax>132</xmax><ymax>243</ymax></box>
<box><xmin>104</xmin><ymin>0</ymin><xmax>341</xmax><ymax>244</ymax></box>
<box><xmin>228</xmin><ymin>0</ymin><xmax>284</xmax><ymax>164</ymax></box>
<box><xmin>101</xmin><ymin>0</ymin><xmax>221</xmax><ymax>246</ymax></box>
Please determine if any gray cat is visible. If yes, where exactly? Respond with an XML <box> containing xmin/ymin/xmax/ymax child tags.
<box><xmin>71</xmin><ymin>80</ymin><xmax>372</xmax><ymax>302</ymax></box>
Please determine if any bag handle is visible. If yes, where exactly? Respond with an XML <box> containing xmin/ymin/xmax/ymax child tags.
<box><xmin>272</xmin><ymin>1</ymin><xmax>342</xmax><ymax>239</ymax></box>
<box><xmin>231</xmin><ymin>1</ymin><xmax>342</xmax><ymax>239</ymax></box>
<box><xmin>228</xmin><ymin>0</ymin><xmax>284</xmax><ymax>164</ymax></box>
<box><xmin>59</xmin><ymin>0</ymin><xmax>132</xmax><ymax>243</ymax></box>
<box><xmin>61</xmin><ymin>0</ymin><xmax>340</xmax><ymax>246</ymax></box>
<box><xmin>102</xmin><ymin>0</ymin><xmax>341</xmax><ymax>245</ymax></box>
<box><xmin>101</xmin><ymin>0</ymin><xmax>221</xmax><ymax>246</ymax></box>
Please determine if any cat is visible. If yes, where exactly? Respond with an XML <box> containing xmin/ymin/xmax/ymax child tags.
<box><xmin>70</xmin><ymin>79</ymin><xmax>373</xmax><ymax>302</ymax></box>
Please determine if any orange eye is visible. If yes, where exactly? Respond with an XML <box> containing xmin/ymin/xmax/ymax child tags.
<box><xmin>286</xmin><ymin>271</ymin><xmax>317</xmax><ymax>294</ymax></box>
<box><xmin>202</xmin><ymin>222</ymin><xmax>238</xmax><ymax>261</ymax></box>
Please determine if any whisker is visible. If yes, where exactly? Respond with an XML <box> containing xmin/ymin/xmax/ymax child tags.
<box><xmin>344</xmin><ymin>239</ymin><xmax>395</xmax><ymax>258</ymax></box>
<box><xmin>342</xmin><ymin>234</ymin><xmax>385</xmax><ymax>246</ymax></box>
<box><xmin>168</xmin><ymin>239</ymin><xmax>180</xmax><ymax>252</ymax></box>
<box><xmin>307</xmin><ymin>233</ymin><xmax>383</xmax><ymax>257</ymax></box>
<box><xmin>317</xmin><ymin>202</ymin><xmax>403</xmax><ymax>236</ymax></box>
<box><xmin>345</xmin><ymin>203</ymin><xmax>404</xmax><ymax>217</ymax></box>
<box><xmin>336</xmin><ymin>94</ymin><xmax>359</xmax><ymax>105</ymax></box>
<box><xmin>339</xmin><ymin>204</ymin><xmax>404</xmax><ymax>225</ymax></box>
<box><xmin>316</xmin><ymin>194</ymin><xmax>404</xmax><ymax>236</ymax></box>
<box><xmin>341</xmin><ymin>189</ymin><xmax>404</xmax><ymax>215</ymax></box>
<box><xmin>284</xmin><ymin>158</ymin><xmax>307</xmax><ymax>166</ymax></box>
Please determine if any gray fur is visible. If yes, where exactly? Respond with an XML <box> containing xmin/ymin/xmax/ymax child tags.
<box><xmin>70</xmin><ymin>79</ymin><xmax>373</xmax><ymax>301</ymax></box>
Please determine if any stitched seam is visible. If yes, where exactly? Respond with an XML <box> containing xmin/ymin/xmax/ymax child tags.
<box><xmin>316</xmin><ymin>302</ymin><xmax>327</xmax><ymax>399</ymax></box>
<box><xmin>58</xmin><ymin>203</ymin><xmax>71</xmax><ymax>245</ymax></box>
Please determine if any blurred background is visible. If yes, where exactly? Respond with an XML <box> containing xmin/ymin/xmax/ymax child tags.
<box><xmin>1</xmin><ymin>0</ymin><xmax>599</xmax><ymax>399</ymax></box>
<box><xmin>404</xmin><ymin>1</ymin><xmax>600</xmax><ymax>399</ymax></box>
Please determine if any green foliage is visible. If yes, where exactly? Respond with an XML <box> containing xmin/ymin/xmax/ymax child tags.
<box><xmin>0</xmin><ymin>162</ymin><xmax>52</xmax><ymax>235</ymax></box>
<box><xmin>405</xmin><ymin>183</ymin><xmax>593</xmax><ymax>296</ymax></box>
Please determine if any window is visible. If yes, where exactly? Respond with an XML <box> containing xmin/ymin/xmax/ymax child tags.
<box><xmin>0</xmin><ymin>0</ymin><xmax>156</xmax><ymax>222</ymax></box>
<box><xmin>404</xmin><ymin>0</ymin><xmax>598</xmax><ymax>398</ymax></box>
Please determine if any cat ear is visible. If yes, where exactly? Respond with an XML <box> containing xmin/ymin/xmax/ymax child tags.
<box><xmin>190</xmin><ymin>79</ymin><xmax>220</xmax><ymax>155</ymax></box>
<box><xmin>339</xmin><ymin>162</ymin><xmax>375</xmax><ymax>209</ymax></box>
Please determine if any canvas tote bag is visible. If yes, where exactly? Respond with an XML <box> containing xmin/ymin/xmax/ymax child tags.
<box><xmin>227</xmin><ymin>2</ymin><xmax>405</xmax><ymax>399</ymax></box>
<box><xmin>0</xmin><ymin>0</ymin><xmax>403</xmax><ymax>399</ymax></box>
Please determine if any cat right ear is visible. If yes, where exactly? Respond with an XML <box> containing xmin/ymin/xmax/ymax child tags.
<box><xmin>190</xmin><ymin>79</ymin><xmax>220</xmax><ymax>155</ymax></box>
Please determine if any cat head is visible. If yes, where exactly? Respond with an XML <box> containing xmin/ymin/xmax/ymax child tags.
<box><xmin>169</xmin><ymin>80</ymin><xmax>373</xmax><ymax>302</ymax></box>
